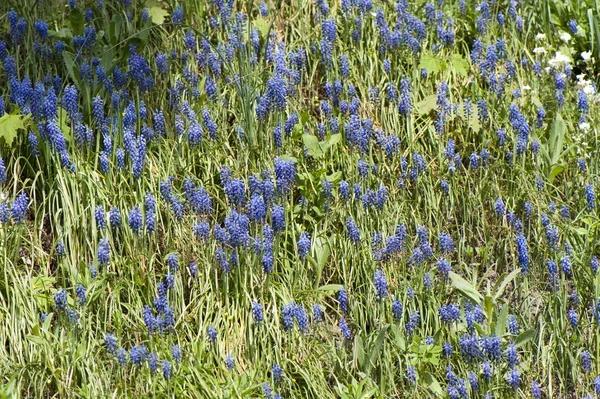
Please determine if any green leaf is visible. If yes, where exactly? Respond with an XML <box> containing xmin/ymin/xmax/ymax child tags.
<box><xmin>147</xmin><ymin>6</ymin><xmax>169</xmax><ymax>25</ymax></box>
<box><xmin>317</xmin><ymin>284</ymin><xmax>343</xmax><ymax>292</ymax></box>
<box><xmin>108</xmin><ymin>14</ymin><xmax>123</xmax><ymax>46</ymax></box>
<box><xmin>515</xmin><ymin>329</ymin><xmax>536</xmax><ymax>348</ymax></box>
<box><xmin>69</xmin><ymin>9</ymin><xmax>85</xmax><ymax>36</ymax></box>
<box><xmin>324</xmin><ymin>133</ymin><xmax>341</xmax><ymax>150</ymax></box>
<box><xmin>549</xmin><ymin>164</ymin><xmax>565</xmax><ymax>183</ymax></box>
<box><xmin>418</xmin><ymin>54</ymin><xmax>442</xmax><ymax>74</ymax></box>
<box><xmin>549</xmin><ymin>113</ymin><xmax>566</xmax><ymax>165</ymax></box>
<box><xmin>26</xmin><ymin>334</ymin><xmax>46</xmax><ymax>345</ymax></box>
<box><xmin>450</xmin><ymin>54</ymin><xmax>469</xmax><ymax>76</ymax></box>
<box><xmin>50</xmin><ymin>28</ymin><xmax>74</xmax><ymax>40</ymax></box>
<box><xmin>303</xmin><ymin>134</ymin><xmax>325</xmax><ymax>158</ymax></box>
<box><xmin>254</xmin><ymin>18</ymin><xmax>270</xmax><ymax>39</ymax></box>
<box><xmin>495</xmin><ymin>303</ymin><xmax>509</xmax><ymax>336</ymax></box>
<box><xmin>355</xmin><ymin>335</ymin><xmax>366</xmax><ymax>370</ymax></box>
<box><xmin>0</xmin><ymin>113</ymin><xmax>27</xmax><ymax>146</ymax></box>
<box><xmin>415</xmin><ymin>94</ymin><xmax>437</xmax><ymax>116</ymax></box>
<box><xmin>57</xmin><ymin>108</ymin><xmax>73</xmax><ymax>141</ymax></box>
<box><xmin>493</xmin><ymin>268</ymin><xmax>520</xmax><ymax>301</ymax></box>
<box><xmin>32</xmin><ymin>276</ymin><xmax>55</xmax><ymax>292</ymax></box>
<box><xmin>423</xmin><ymin>372</ymin><xmax>444</xmax><ymax>396</ymax></box>
<box><xmin>468</xmin><ymin>111</ymin><xmax>481</xmax><ymax>133</ymax></box>
<box><xmin>365</xmin><ymin>325</ymin><xmax>388</xmax><ymax>373</ymax></box>
<box><xmin>450</xmin><ymin>272</ymin><xmax>482</xmax><ymax>303</ymax></box>
<box><xmin>63</xmin><ymin>52</ymin><xmax>79</xmax><ymax>85</ymax></box>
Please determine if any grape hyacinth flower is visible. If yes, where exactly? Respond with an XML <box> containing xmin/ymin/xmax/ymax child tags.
<box><xmin>298</xmin><ymin>231</ymin><xmax>311</xmax><ymax>258</ymax></box>
<box><xmin>374</xmin><ymin>269</ymin><xmax>388</xmax><ymax>300</ymax></box>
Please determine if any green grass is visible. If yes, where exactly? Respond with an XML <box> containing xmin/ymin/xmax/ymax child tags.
<box><xmin>1</xmin><ymin>0</ymin><xmax>600</xmax><ymax>398</ymax></box>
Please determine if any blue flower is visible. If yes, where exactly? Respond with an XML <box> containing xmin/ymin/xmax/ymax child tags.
<box><xmin>172</xmin><ymin>6</ymin><xmax>184</xmax><ymax>24</ymax></box>
<box><xmin>130</xmin><ymin>345</ymin><xmax>148</xmax><ymax>366</ymax></box>
<box><xmin>374</xmin><ymin>269</ymin><xmax>388</xmax><ymax>300</ymax></box>
<box><xmin>568</xmin><ymin>308</ymin><xmax>578</xmax><ymax>328</ymax></box>
<box><xmin>128</xmin><ymin>206</ymin><xmax>143</xmax><ymax>233</ymax></box>
<box><xmin>582</xmin><ymin>350</ymin><xmax>592</xmax><ymax>373</ymax></box>
<box><xmin>272</xmin><ymin>363</ymin><xmax>283</xmax><ymax>383</ymax></box>
<box><xmin>105</xmin><ymin>333</ymin><xmax>117</xmax><ymax>354</ymax></box>
<box><xmin>207</xmin><ymin>325</ymin><xmax>217</xmax><ymax>343</ymax></box>
<box><xmin>225</xmin><ymin>354</ymin><xmax>235</xmax><ymax>370</ymax></box>
<box><xmin>438</xmin><ymin>303</ymin><xmax>460</xmax><ymax>324</ymax></box>
<box><xmin>172</xmin><ymin>344</ymin><xmax>181</xmax><ymax>364</ymax></box>
<box><xmin>528</xmin><ymin>381</ymin><xmax>541</xmax><ymax>399</ymax></box>
<box><xmin>109</xmin><ymin>207</ymin><xmax>120</xmax><ymax>229</ymax></box>
<box><xmin>54</xmin><ymin>289</ymin><xmax>68</xmax><ymax>311</ymax></box>
<box><xmin>506</xmin><ymin>343</ymin><xmax>519</xmax><ymax>368</ymax></box>
<box><xmin>339</xmin><ymin>317</ymin><xmax>351</xmax><ymax>340</ymax></box>
<box><xmin>252</xmin><ymin>301</ymin><xmax>264</xmax><ymax>325</ymax></box>
<box><xmin>95</xmin><ymin>205</ymin><xmax>106</xmax><ymax>229</ymax></box>
<box><xmin>11</xmin><ymin>192</ymin><xmax>29</xmax><ymax>223</ymax></box>
<box><xmin>346</xmin><ymin>217</ymin><xmax>360</xmax><ymax>245</ymax></box>
<box><xmin>508</xmin><ymin>315</ymin><xmax>519</xmax><ymax>335</ymax></box>
<box><xmin>294</xmin><ymin>304</ymin><xmax>309</xmax><ymax>332</ymax></box>
<box><xmin>516</xmin><ymin>234</ymin><xmax>529</xmax><ymax>273</ymax></box>
<box><xmin>442</xmin><ymin>342</ymin><xmax>453</xmax><ymax>357</ymax></box>
<box><xmin>507</xmin><ymin>368</ymin><xmax>520</xmax><ymax>391</ymax></box>
<box><xmin>587</xmin><ymin>184</ymin><xmax>596</xmax><ymax>210</ymax></box>
<box><xmin>313</xmin><ymin>304</ymin><xmax>324</xmax><ymax>323</ymax></box>
<box><xmin>298</xmin><ymin>231</ymin><xmax>311</xmax><ymax>258</ymax></box>
<box><xmin>392</xmin><ymin>298</ymin><xmax>403</xmax><ymax>321</ymax></box>
<box><xmin>281</xmin><ymin>303</ymin><xmax>296</xmax><ymax>331</ymax></box>
<box><xmin>338</xmin><ymin>288</ymin><xmax>348</xmax><ymax>313</ymax></box>
<box><xmin>162</xmin><ymin>360</ymin><xmax>172</xmax><ymax>379</ymax></box>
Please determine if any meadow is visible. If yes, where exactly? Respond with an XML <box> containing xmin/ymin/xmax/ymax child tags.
<box><xmin>0</xmin><ymin>0</ymin><xmax>599</xmax><ymax>397</ymax></box>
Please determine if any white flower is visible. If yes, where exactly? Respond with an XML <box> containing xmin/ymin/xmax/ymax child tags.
<box><xmin>548</xmin><ymin>51</ymin><xmax>571</xmax><ymax>67</ymax></box>
<box><xmin>522</xmin><ymin>85</ymin><xmax>532</xmax><ymax>91</ymax></box>
<box><xmin>579</xmin><ymin>122</ymin><xmax>591</xmax><ymax>131</ymax></box>
<box><xmin>533</xmin><ymin>47</ymin><xmax>547</xmax><ymax>55</ymax></box>
<box><xmin>582</xmin><ymin>51</ymin><xmax>592</xmax><ymax>61</ymax></box>
<box><xmin>535</xmin><ymin>33</ymin><xmax>546</xmax><ymax>41</ymax></box>
<box><xmin>583</xmin><ymin>85</ymin><xmax>596</xmax><ymax>95</ymax></box>
<box><xmin>559</xmin><ymin>32</ymin><xmax>572</xmax><ymax>42</ymax></box>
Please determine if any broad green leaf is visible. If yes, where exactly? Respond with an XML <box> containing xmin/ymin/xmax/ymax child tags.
<box><xmin>468</xmin><ymin>111</ymin><xmax>481</xmax><ymax>133</ymax></box>
<box><xmin>515</xmin><ymin>329</ymin><xmax>536</xmax><ymax>348</ymax></box>
<box><xmin>303</xmin><ymin>134</ymin><xmax>325</xmax><ymax>158</ymax></box>
<box><xmin>450</xmin><ymin>272</ymin><xmax>482</xmax><ymax>303</ymax></box>
<box><xmin>450</xmin><ymin>54</ymin><xmax>469</xmax><ymax>76</ymax></box>
<box><xmin>50</xmin><ymin>28</ymin><xmax>74</xmax><ymax>40</ymax></box>
<box><xmin>0</xmin><ymin>113</ymin><xmax>27</xmax><ymax>146</ymax></box>
<box><xmin>423</xmin><ymin>372</ymin><xmax>444</xmax><ymax>396</ymax></box>
<box><xmin>63</xmin><ymin>52</ymin><xmax>79</xmax><ymax>85</ymax></box>
<box><xmin>317</xmin><ymin>284</ymin><xmax>343</xmax><ymax>292</ymax></box>
<box><xmin>415</xmin><ymin>94</ymin><xmax>437</xmax><ymax>115</ymax></box>
<box><xmin>147</xmin><ymin>6</ymin><xmax>169</xmax><ymax>25</ymax></box>
<box><xmin>300</xmin><ymin>111</ymin><xmax>310</xmax><ymax>125</ymax></box>
<box><xmin>26</xmin><ymin>334</ymin><xmax>46</xmax><ymax>345</ymax></box>
<box><xmin>365</xmin><ymin>325</ymin><xmax>388</xmax><ymax>373</ymax></box>
<box><xmin>324</xmin><ymin>133</ymin><xmax>341</xmax><ymax>150</ymax></box>
<box><xmin>69</xmin><ymin>9</ymin><xmax>85</xmax><ymax>36</ymax></box>
<box><xmin>549</xmin><ymin>164</ymin><xmax>565</xmax><ymax>183</ymax></box>
<box><xmin>254</xmin><ymin>18</ymin><xmax>270</xmax><ymax>39</ymax></box>
<box><xmin>549</xmin><ymin>113</ymin><xmax>566</xmax><ymax>165</ymax></box>
<box><xmin>493</xmin><ymin>268</ymin><xmax>520</xmax><ymax>301</ymax></box>
<box><xmin>32</xmin><ymin>276</ymin><xmax>56</xmax><ymax>292</ymax></box>
<box><xmin>326</xmin><ymin>171</ymin><xmax>342</xmax><ymax>185</ymax></box>
<box><xmin>418</xmin><ymin>54</ymin><xmax>442</xmax><ymax>74</ymax></box>
<box><xmin>57</xmin><ymin>108</ymin><xmax>72</xmax><ymax>141</ymax></box>
<box><xmin>495</xmin><ymin>303</ymin><xmax>509</xmax><ymax>336</ymax></box>
<box><xmin>355</xmin><ymin>335</ymin><xmax>366</xmax><ymax>370</ymax></box>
